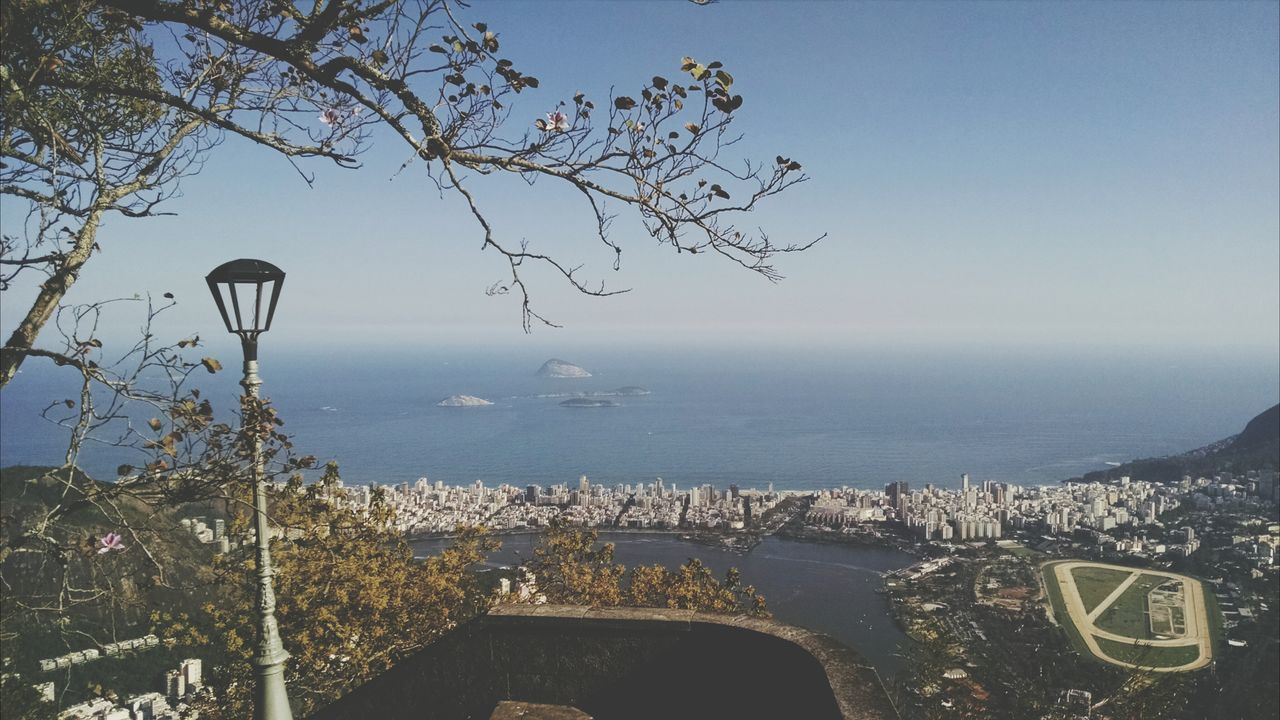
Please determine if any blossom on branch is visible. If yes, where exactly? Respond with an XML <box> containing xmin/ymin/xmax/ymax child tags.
<box><xmin>318</xmin><ymin>108</ymin><xmax>343</xmax><ymax>127</ymax></box>
<box><xmin>97</xmin><ymin>532</ymin><xmax>125</xmax><ymax>554</ymax></box>
<box><xmin>539</xmin><ymin>110</ymin><xmax>571</xmax><ymax>132</ymax></box>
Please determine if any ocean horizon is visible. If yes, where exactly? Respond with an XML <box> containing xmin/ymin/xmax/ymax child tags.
<box><xmin>2</xmin><ymin>344</ymin><xmax>1276</xmax><ymax>491</ymax></box>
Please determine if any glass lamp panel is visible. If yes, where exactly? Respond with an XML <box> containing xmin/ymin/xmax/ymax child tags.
<box><xmin>253</xmin><ymin>281</ymin><xmax>264</xmax><ymax>331</ymax></box>
<box><xmin>208</xmin><ymin>281</ymin><xmax>236</xmax><ymax>334</ymax></box>
<box><xmin>262</xmin><ymin>277</ymin><xmax>283</xmax><ymax>332</ymax></box>
<box><xmin>227</xmin><ymin>281</ymin><xmax>247</xmax><ymax>332</ymax></box>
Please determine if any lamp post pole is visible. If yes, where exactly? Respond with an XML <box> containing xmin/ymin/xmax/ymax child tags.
<box><xmin>241</xmin><ymin>336</ymin><xmax>293</xmax><ymax>720</ymax></box>
<box><xmin>206</xmin><ymin>258</ymin><xmax>291</xmax><ymax>720</ymax></box>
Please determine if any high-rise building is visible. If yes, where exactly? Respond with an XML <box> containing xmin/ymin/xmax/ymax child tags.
<box><xmin>579</xmin><ymin>475</ymin><xmax>590</xmax><ymax>495</ymax></box>
<box><xmin>885</xmin><ymin>482</ymin><xmax>909</xmax><ymax>514</ymax></box>
<box><xmin>166</xmin><ymin>669</ymin><xmax>186</xmax><ymax>698</ymax></box>
<box><xmin>1264</xmin><ymin>473</ymin><xmax>1280</xmax><ymax>502</ymax></box>
<box><xmin>961</xmin><ymin>473</ymin><xmax>970</xmax><ymax>492</ymax></box>
<box><xmin>991</xmin><ymin>483</ymin><xmax>1007</xmax><ymax>505</ymax></box>
<box><xmin>525</xmin><ymin>485</ymin><xmax>539</xmax><ymax>503</ymax></box>
<box><xmin>181</xmin><ymin>658</ymin><xmax>202</xmax><ymax>690</ymax></box>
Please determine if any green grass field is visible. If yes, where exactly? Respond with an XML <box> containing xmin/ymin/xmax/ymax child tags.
<box><xmin>1004</xmin><ymin>544</ymin><xmax>1042</xmax><ymax>559</ymax></box>
<box><xmin>1093</xmin><ymin>573</ymin><xmax>1168</xmax><ymax>640</ymax></box>
<box><xmin>1092</xmin><ymin>636</ymin><xmax>1201</xmax><ymax>669</ymax></box>
<box><xmin>1069</xmin><ymin>566</ymin><xmax>1133</xmax><ymax>614</ymax></box>
<box><xmin>1042</xmin><ymin>562</ymin><xmax>1093</xmax><ymax>658</ymax></box>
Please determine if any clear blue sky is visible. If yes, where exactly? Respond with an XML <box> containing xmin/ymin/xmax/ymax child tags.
<box><xmin>3</xmin><ymin>0</ymin><xmax>1278</xmax><ymax>356</ymax></box>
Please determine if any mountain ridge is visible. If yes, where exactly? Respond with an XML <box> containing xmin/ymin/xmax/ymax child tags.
<box><xmin>1077</xmin><ymin>403</ymin><xmax>1279</xmax><ymax>484</ymax></box>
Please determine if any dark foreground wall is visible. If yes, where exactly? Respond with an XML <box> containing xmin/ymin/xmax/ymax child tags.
<box><xmin>313</xmin><ymin>605</ymin><xmax>898</xmax><ymax>720</ymax></box>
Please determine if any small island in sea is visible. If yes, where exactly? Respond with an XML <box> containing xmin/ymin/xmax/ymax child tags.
<box><xmin>531</xmin><ymin>387</ymin><xmax>650</xmax><ymax>399</ymax></box>
<box><xmin>437</xmin><ymin>395</ymin><xmax>494</xmax><ymax>407</ymax></box>
<box><xmin>560</xmin><ymin>398</ymin><xmax>619</xmax><ymax>408</ymax></box>
<box><xmin>536</xmin><ymin>358</ymin><xmax>592</xmax><ymax>378</ymax></box>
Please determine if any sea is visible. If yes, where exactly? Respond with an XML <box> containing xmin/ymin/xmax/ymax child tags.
<box><xmin>2</xmin><ymin>344</ymin><xmax>1276</xmax><ymax>491</ymax></box>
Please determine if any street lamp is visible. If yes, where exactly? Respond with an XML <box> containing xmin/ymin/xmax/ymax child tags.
<box><xmin>206</xmin><ymin>258</ymin><xmax>292</xmax><ymax>720</ymax></box>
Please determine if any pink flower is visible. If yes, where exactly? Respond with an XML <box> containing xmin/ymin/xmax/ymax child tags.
<box><xmin>318</xmin><ymin>108</ymin><xmax>342</xmax><ymax>127</ymax></box>
<box><xmin>546</xmin><ymin>111</ymin><xmax>570</xmax><ymax>132</ymax></box>
<box><xmin>98</xmin><ymin>532</ymin><xmax>125</xmax><ymax>554</ymax></box>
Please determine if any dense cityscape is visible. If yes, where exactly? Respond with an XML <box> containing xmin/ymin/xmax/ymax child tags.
<box><xmin>33</xmin><ymin>449</ymin><xmax>1278</xmax><ymax>719</ymax></box>
<box><xmin>292</xmin><ymin>470</ymin><xmax>1278</xmax><ymax>575</ymax></box>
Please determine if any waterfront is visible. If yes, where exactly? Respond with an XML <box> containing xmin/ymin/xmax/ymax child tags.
<box><xmin>412</xmin><ymin>532</ymin><xmax>917</xmax><ymax>679</ymax></box>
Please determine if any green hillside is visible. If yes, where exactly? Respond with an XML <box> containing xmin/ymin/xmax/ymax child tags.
<box><xmin>1078</xmin><ymin>404</ymin><xmax>1279</xmax><ymax>484</ymax></box>
<box><xmin>1</xmin><ymin>466</ymin><xmax>220</xmax><ymax>670</ymax></box>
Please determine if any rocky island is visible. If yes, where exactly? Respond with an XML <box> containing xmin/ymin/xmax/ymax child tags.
<box><xmin>536</xmin><ymin>358</ymin><xmax>592</xmax><ymax>378</ymax></box>
<box><xmin>531</xmin><ymin>387</ymin><xmax>650</xmax><ymax>399</ymax></box>
<box><xmin>437</xmin><ymin>395</ymin><xmax>494</xmax><ymax>407</ymax></box>
<box><xmin>560</xmin><ymin>398</ymin><xmax>619</xmax><ymax>408</ymax></box>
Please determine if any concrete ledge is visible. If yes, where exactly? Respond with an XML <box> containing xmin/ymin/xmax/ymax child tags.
<box><xmin>490</xmin><ymin>701</ymin><xmax>592</xmax><ymax>720</ymax></box>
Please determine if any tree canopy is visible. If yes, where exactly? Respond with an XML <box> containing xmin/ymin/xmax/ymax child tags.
<box><xmin>1</xmin><ymin>0</ymin><xmax>819</xmax><ymax>387</ymax></box>
<box><xmin>526</xmin><ymin>521</ymin><xmax>768</xmax><ymax>616</ymax></box>
<box><xmin>188</xmin><ymin>463</ymin><xmax>498</xmax><ymax>717</ymax></box>
<box><xmin>1</xmin><ymin>3</ymin><xmax>796</xmax><ymax>713</ymax></box>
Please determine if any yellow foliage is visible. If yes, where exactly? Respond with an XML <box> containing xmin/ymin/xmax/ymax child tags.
<box><xmin>195</xmin><ymin>463</ymin><xmax>497</xmax><ymax>717</ymax></box>
<box><xmin>528</xmin><ymin>522</ymin><xmax>768</xmax><ymax>617</ymax></box>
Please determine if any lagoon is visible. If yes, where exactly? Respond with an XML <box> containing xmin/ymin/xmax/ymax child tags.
<box><xmin>412</xmin><ymin>532</ymin><xmax>916</xmax><ymax>680</ymax></box>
